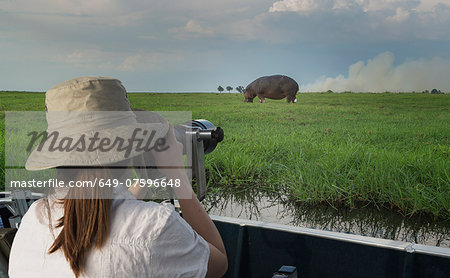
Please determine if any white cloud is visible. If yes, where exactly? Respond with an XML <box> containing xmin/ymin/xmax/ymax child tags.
<box><xmin>53</xmin><ymin>49</ymin><xmax>183</xmax><ymax>71</ymax></box>
<box><xmin>269</xmin><ymin>0</ymin><xmax>416</xmax><ymax>13</ymax></box>
<box><xmin>184</xmin><ymin>20</ymin><xmax>213</xmax><ymax>35</ymax></box>
<box><xmin>263</xmin><ymin>0</ymin><xmax>450</xmax><ymax>41</ymax></box>
<box><xmin>1</xmin><ymin>0</ymin><xmax>148</xmax><ymax>26</ymax></box>
<box><xmin>117</xmin><ymin>54</ymin><xmax>144</xmax><ymax>71</ymax></box>
<box><xmin>302</xmin><ymin>52</ymin><xmax>450</xmax><ymax>92</ymax></box>
<box><xmin>1</xmin><ymin>0</ymin><xmax>120</xmax><ymax>16</ymax></box>
<box><xmin>417</xmin><ymin>1</ymin><xmax>450</xmax><ymax>24</ymax></box>
<box><xmin>357</xmin><ymin>0</ymin><xmax>413</xmax><ymax>12</ymax></box>
<box><xmin>386</xmin><ymin>7</ymin><xmax>410</xmax><ymax>22</ymax></box>
<box><xmin>170</xmin><ymin>20</ymin><xmax>214</xmax><ymax>38</ymax></box>
<box><xmin>269</xmin><ymin>0</ymin><xmax>319</xmax><ymax>13</ymax></box>
<box><xmin>52</xmin><ymin>49</ymin><xmax>114</xmax><ymax>69</ymax></box>
<box><xmin>415</xmin><ymin>0</ymin><xmax>450</xmax><ymax>12</ymax></box>
<box><xmin>333</xmin><ymin>0</ymin><xmax>355</xmax><ymax>10</ymax></box>
<box><xmin>3</xmin><ymin>0</ymin><xmax>449</xmax><ymax>45</ymax></box>
<box><xmin>268</xmin><ymin>0</ymin><xmax>450</xmax><ymax>21</ymax></box>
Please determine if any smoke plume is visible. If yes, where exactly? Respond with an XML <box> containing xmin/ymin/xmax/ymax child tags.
<box><xmin>302</xmin><ymin>52</ymin><xmax>450</xmax><ymax>92</ymax></box>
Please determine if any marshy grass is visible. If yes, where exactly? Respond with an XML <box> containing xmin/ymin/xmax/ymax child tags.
<box><xmin>1</xmin><ymin>92</ymin><xmax>449</xmax><ymax>219</ymax></box>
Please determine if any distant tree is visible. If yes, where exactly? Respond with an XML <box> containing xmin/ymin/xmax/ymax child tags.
<box><xmin>236</xmin><ymin>86</ymin><xmax>244</xmax><ymax>93</ymax></box>
<box><xmin>430</xmin><ymin>88</ymin><xmax>442</xmax><ymax>94</ymax></box>
<box><xmin>217</xmin><ymin>86</ymin><xmax>224</xmax><ymax>93</ymax></box>
<box><xmin>226</xmin><ymin>86</ymin><xmax>233</xmax><ymax>93</ymax></box>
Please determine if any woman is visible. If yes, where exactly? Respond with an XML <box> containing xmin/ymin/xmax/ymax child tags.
<box><xmin>8</xmin><ymin>76</ymin><xmax>228</xmax><ymax>277</ymax></box>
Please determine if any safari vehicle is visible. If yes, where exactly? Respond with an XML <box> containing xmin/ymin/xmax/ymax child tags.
<box><xmin>0</xmin><ymin>190</ymin><xmax>449</xmax><ymax>278</ymax></box>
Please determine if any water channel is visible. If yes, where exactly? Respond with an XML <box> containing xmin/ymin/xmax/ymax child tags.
<box><xmin>203</xmin><ymin>188</ymin><xmax>450</xmax><ymax>247</ymax></box>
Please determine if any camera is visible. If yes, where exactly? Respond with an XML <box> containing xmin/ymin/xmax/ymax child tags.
<box><xmin>174</xmin><ymin>119</ymin><xmax>224</xmax><ymax>154</ymax></box>
<box><xmin>132</xmin><ymin>109</ymin><xmax>224</xmax><ymax>201</ymax></box>
<box><xmin>173</xmin><ymin>120</ymin><xmax>223</xmax><ymax>200</ymax></box>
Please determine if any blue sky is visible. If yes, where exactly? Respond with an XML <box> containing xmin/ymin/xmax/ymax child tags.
<box><xmin>1</xmin><ymin>0</ymin><xmax>450</xmax><ymax>92</ymax></box>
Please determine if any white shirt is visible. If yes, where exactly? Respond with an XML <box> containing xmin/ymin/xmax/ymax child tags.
<box><xmin>8</xmin><ymin>187</ymin><xmax>210</xmax><ymax>278</ymax></box>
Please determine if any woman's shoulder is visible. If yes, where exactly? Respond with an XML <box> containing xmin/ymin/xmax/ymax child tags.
<box><xmin>21</xmin><ymin>198</ymin><xmax>63</xmax><ymax>227</ymax></box>
<box><xmin>112</xmin><ymin>198</ymin><xmax>175</xmax><ymax>220</ymax></box>
<box><xmin>108</xmin><ymin>198</ymin><xmax>177</xmax><ymax>245</ymax></box>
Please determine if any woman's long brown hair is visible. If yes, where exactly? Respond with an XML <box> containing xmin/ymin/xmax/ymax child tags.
<box><xmin>48</xmin><ymin>167</ymin><xmax>116</xmax><ymax>277</ymax></box>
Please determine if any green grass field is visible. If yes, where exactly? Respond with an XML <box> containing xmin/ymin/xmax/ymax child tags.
<box><xmin>1</xmin><ymin>92</ymin><xmax>449</xmax><ymax>219</ymax></box>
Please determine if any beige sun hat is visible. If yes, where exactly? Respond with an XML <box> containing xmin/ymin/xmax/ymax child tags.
<box><xmin>25</xmin><ymin>76</ymin><xmax>169</xmax><ymax>170</ymax></box>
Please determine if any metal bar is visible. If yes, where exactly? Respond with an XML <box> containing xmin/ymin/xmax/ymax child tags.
<box><xmin>193</xmin><ymin>136</ymin><xmax>206</xmax><ymax>201</ymax></box>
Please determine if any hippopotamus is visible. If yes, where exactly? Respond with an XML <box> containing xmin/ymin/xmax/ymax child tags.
<box><xmin>244</xmin><ymin>75</ymin><xmax>299</xmax><ymax>103</ymax></box>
